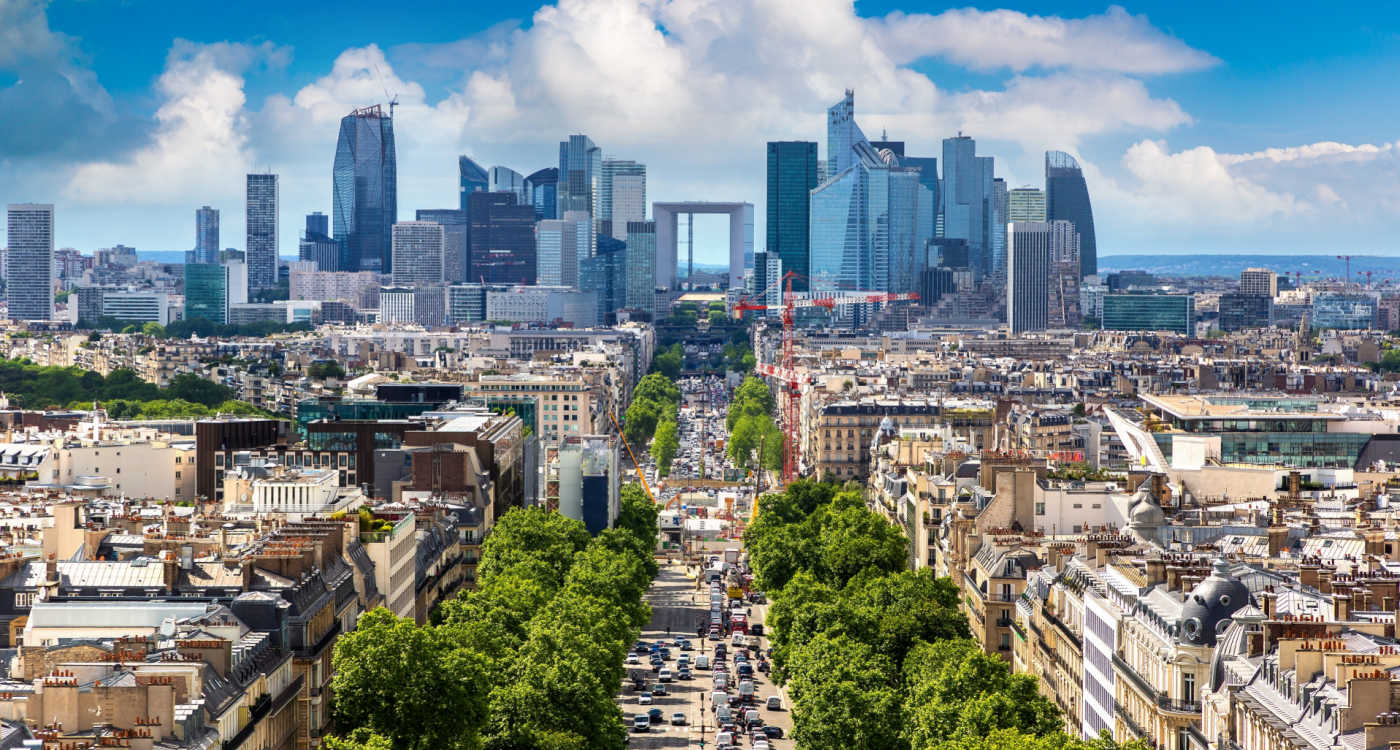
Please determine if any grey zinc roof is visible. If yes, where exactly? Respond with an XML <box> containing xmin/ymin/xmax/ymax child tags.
<box><xmin>26</xmin><ymin>601</ymin><xmax>216</xmax><ymax>630</ymax></box>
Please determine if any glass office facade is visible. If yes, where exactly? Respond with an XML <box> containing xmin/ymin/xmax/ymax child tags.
<box><xmin>1102</xmin><ymin>294</ymin><xmax>1194</xmax><ymax>335</ymax></box>
<box><xmin>334</xmin><ymin>107</ymin><xmax>397</xmax><ymax>273</ymax></box>
<box><xmin>1046</xmin><ymin>151</ymin><xmax>1097</xmax><ymax>278</ymax></box>
<box><xmin>459</xmin><ymin>156</ymin><xmax>489</xmax><ymax>212</ymax></box>
<box><xmin>295</xmin><ymin>400</ymin><xmax>437</xmax><ymax>439</ymax></box>
<box><xmin>766</xmin><ymin>141</ymin><xmax>818</xmax><ymax>291</ymax></box>
<box><xmin>183</xmin><ymin>263</ymin><xmax>228</xmax><ymax>324</ymax></box>
<box><xmin>1311</xmin><ymin>292</ymin><xmax>1376</xmax><ymax>330</ymax></box>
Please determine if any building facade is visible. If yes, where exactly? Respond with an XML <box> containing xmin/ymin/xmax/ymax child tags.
<box><xmin>1008</xmin><ymin>222</ymin><xmax>1052</xmax><ymax>333</ymax></box>
<box><xmin>246</xmin><ymin>173</ymin><xmax>279</xmax><ymax>292</ymax></box>
<box><xmin>5</xmin><ymin>204</ymin><xmax>54</xmax><ymax>321</ymax></box>
<box><xmin>390</xmin><ymin>221</ymin><xmax>446</xmax><ymax>286</ymax></box>
<box><xmin>766</xmin><ymin>141</ymin><xmax>818</xmax><ymax>290</ymax></box>
<box><xmin>415</xmin><ymin>208</ymin><xmax>468</xmax><ymax>283</ymax></box>
<box><xmin>1102</xmin><ymin>294</ymin><xmax>1194</xmax><ymax>335</ymax></box>
<box><xmin>601</xmin><ymin>159</ymin><xmax>646</xmax><ymax>240</ymax></box>
<box><xmin>1009</xmin><ymin>187</ymin><xmax>1047</xmax><ymax>223</ymax></box>
<box><xmin>468</xmin><ymin>192</ymin><xmax>537</xmax><ymax>285</ymax></box>
<box><xmin>334</xmin><ymin>106</ymin><xmax>398</xmax><ymax>273</ymax></box>
<box><xmin>195</xmin><ymin>205</ymin><xmax>220</xmax><ymax>265</ymax></box>
<box><xmin>1045</xmin><ymin>151</ymin><xmax>1097</xmax><ymax>279</ymax></box>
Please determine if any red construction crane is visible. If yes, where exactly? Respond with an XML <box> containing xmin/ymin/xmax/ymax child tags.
<box><xmin>734</xmin><ymin>271</ymin><xmax>919</xmax><ymax>484</ymax></box>
<box><xmin>1337</xmin><ymin>255</ymin><xmax>1353</xmax><ymax>285</ymax></box>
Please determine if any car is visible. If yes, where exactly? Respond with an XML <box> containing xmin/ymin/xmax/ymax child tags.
<box><xmin>708</xmin><ymin>630</ymin><xmax>721</xmax><ymax>641</ymax></box>
<box><xmin>659</xmin><ymin>669</ymin><xmax>673</xmax><ymax>683</ymax></box>
<box><xmin>651</xmin><ymin>661</ymin><xmax>662</xmax><ymax>672</ymax></box>
<box><xmin>678</xmin><ymin>668</ymin><xmax>692</xmax><ymax>680</ymax></box>
<box><xmin>648</xmin><ymin>708</ymin><xmax>664</xmax><ymax>723</ymax></box>
<box><xmin>766</xmin><ymin>696</ymin><xmax>783</xmax><ymax>711</ymax></box>
<box><xmin>671</xmin><ymin>713</ymin><xmax>687</xmax><ymax>726</ymax></box>
<box><xmin>763</xmin><ymin>726</ymin><xmax>785</xmax><ymax>739</ymax></box>
<box><xmin>737</xmin><ymin>663</ymin><xmax>754</xmax><ymax>678</ymax></box>
<box><xmin>660</xmin><ymin>647</ymin><xmax>672</xmax><ymax>659</ymax></box>
<box><xmin>638</xmin><ymin>692</ymin><xmax>653</xmax><ymax>705</ymax></box>
<box><xmin>678</xmin><ymin>638</ymin><xmax>693</xmax><ymax>650</ymax></box>
<box><xmin>632</xmin><ymin>715</ymin><xmax>649</xmax><ymax>732</ymax></box>
<box><xmin>626</xmin><ymin>654</ymin><xmax>640</xmax><ymax>665</ymax></box>
<box><xmin>652</xmin><ymin>684</ymin><xmax>669</xmax><ymax>696</ymax></box>
<box><xmin>754</xmin><ymin>742</ymin><xmax>771</xmax><ymax>750</ymax></box>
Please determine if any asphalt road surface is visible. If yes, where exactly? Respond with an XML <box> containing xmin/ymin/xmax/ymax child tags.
<box><xmin>617</xmin><ymin>554</ymin><xmax>793</xmax><ymax>748</ymax></box>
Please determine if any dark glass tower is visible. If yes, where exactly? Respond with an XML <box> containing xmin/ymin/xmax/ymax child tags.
<box><xmin>1045</xmin><ymin>150</ymin><xmax>1097</xmax><ymax>278</ymax></box>
<box><xmin>525</xmin><ymin>167</ymin><xmax>558</xmax><ymax>220</ymax></box>
<box><xmin>333</xmin><ymin>105</ymin><xmax>397</xmax><ymax>273</ymax></box>
<box><xmin>765</xmin><ymin>141</ymin><xmax>817</xmax><ymax>292</ymax></box>
<box><xmin>468</xmin><ymin>192</ymin><xmax>537</xmax><ymax>285</ymax></box>
<box><xmin>459</xmin><ymin>156</ymin><xmax>489</xmax><ymax>212</ymax></box>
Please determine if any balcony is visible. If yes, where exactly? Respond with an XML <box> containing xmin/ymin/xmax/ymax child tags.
<box><xmin>1115</xmin><ymin>703</ymin><xmax>1158</xmax><ymax>748</ymax></box>
<box><xmin>1042</xmin><ymin>609</ymin><xmax>1081</xmax><ymax>649</ymax></box>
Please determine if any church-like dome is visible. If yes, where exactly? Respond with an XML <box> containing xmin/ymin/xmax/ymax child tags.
<box><xmin>1179</xmin><ymin>559</ymin><xmax>1251</xmax><ymax>647</ymax></box>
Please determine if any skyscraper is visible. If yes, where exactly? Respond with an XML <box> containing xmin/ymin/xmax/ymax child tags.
<box><xmin>489</xmin><ymin>166</ymin><xmax>527</xmax><ymax>204</ymax></box>
<box><xmin>299</xmin><ymin>212</ymin><xmax>339</xmax><ymax>272</ymax></box>
<box><xmin>940</xmin><ymin>136</ymin><xmax>994</xmax><ymax>280</ymax></box>
<box><xmin>468</xmin><ymin>192</ymin><xmax>537</xmax><ymax>285</ymax></box>
<box><xmin>459</xmin><ymin>156</ymin><xmax>489</xmax><ymax>212</ymax></box>
<box><xmin>581</xmin><ymin>235</ymin><xmax>627</xmax><ymax>324</ymax></box>
<box><xmin>1045</xmin><ymin>220</ymin><xmax>1082</xmax><ymax>328</ymax></box>
<box><xmin>1007</xmin><ymin>222</ymin><xmax>1051</xmax><ymax>334</ymax></box>
<box><xmin>1240</xmin><ymin>268</ymin><xmax>1278</xmax><ymax>297</ymax></box>
<box><xmin>990</xmin><ymin>177</ymin><xmax>1008</xmax><ymax>277</ymax></box>
<box><xmin>195</xmin><ymin>206</ymin><xmax>220</xmax><ymax>265</ymax></box>
<box><xmin>305</xmin><ymin>211</ymin><xmax>329</xmax><ymax>237</ymax></box>
<box><xmin>1045</xmin><ymin>151</ymin><xmax>1097</xmax><ymax>278</ymax></box>
<box><xmin>6</xmin><ymin>204</ymin><xmax>54</xmax><ymax>321</ymax></box>
<box><xmin>535</xmin><ymin>212</ymin><xmax>591</xmax><ymax>287</ymax></box>
<box><xmin>245</xmin><ymin>174</ymin><xmax>278</xmax><ymax>292</ymax></box>
<box><xmin>558</xmin><ymin>135</ymin><xmax>601</xmax><ymax>257</ymax></box>
<box><xmin>766</xmin><ymin>141</ymin><xmax>818</xmax><ymax>291</ymax></box>
<box><xmin>416</xmin><ymin>209</ymin><xmax>468</xmax><ymax>283</ymax></box>
<box><xmin>184</xmin><ymin>263</ymin><xmax>230</xmax><ymax>324</ymax></box>
<box><xmin>809</xmin><ymin>92</ymin><xmax>933</xmax><ymax>295</ymax></box>
<box><xmin>333</xmin><ymin>105</ymin><xmax>397</xmax><ymax>273</ymax></box>
<box><xmin>1009</xmin><ymin>188</ymin><xmax>1046</xmax><ymax>223</ymax></box>
<box><xmin>624</xmin><ymin>220</ymin><xmax>656</xmax><ymax>316</ymax></box>
<box><xmin>525</xmin><ymin>167</ymin><xmax>558</xmax><ymax>220</ymax></box>
<box><xmin>390</xmin><ymin>222</ymin><xmax>445</xmax><ymax>286</ymax></box>
<box><xmin>601</xmin><ymin>159</ymin><xmax>646</xmax><ymax>240</ymax></box>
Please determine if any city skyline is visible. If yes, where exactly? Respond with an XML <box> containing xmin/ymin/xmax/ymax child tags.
<box><xmin>4</xmin><ymin>1</ymin><xmax>1400</xmax><ymax>261</ymax></box>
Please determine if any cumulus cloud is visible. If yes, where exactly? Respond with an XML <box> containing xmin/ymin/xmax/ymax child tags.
<box><xmin>1115</xmin><ymin>140</ymin><xmax>1301</xmax><ymax>224</ymax></box>
<box><xmin>63</xmin><ymin>40</ymin><xmax>288</xmax><ymax>205</ymax></box>
<box><xmin>870</xmin><ymin>5</ymin><xmax>1219</xmax><ymax>74</ymax></box>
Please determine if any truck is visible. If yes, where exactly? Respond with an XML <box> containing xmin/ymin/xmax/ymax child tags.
<box><xmin>724</xmin><ymin>547</ymin><xmax>740</xmax><ymax>564</ymax></box>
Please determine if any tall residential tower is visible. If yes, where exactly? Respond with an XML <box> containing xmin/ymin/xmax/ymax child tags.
<box><xmin>6</xmin><ymin>204</ymin><xmax>54</xmax><ymax>321</ymax></box>
<box><xmin>245</xmin><ymin>174</ymin><xmax>278</xmax><ymax>292</ymax></box>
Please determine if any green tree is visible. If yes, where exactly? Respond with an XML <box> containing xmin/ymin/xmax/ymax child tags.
<box><xmin>476</xmin><ymin>508</ymin><xmax>591</xmax><ymax>592</ymax></box>
<box><xmin>708</xmin><ymin>309</ymin><xmax>726</xmax><ymax>326</ymax></box>
<box><xmin>817</xmin><ymin>502</ymin><xmax>909</xmax><ymax>586</ymax></box>
<box><xmin>624</xmin><ymin>398</ymin><xmax>663</xmax><ymax>446</ymax></box>
<box><xmin>331</xmin><ymin>609</ymin><xmax>490</xmax><ymax>750</ymax></box>
<box><xmin>164</xmin><ymin>372</ymin><xmax>235</xmax><ymax>407</ymax></box>
<box><xmin>632</xmin><ymin>372</ymin><xmax>680</xmax><ymax>409</ymax></box>
<box><xmin>308</xmin><ymin>360</ymin><xmax>347</xmax><ymax>379</ymax></box>
<box><xmin>902</xmin><ymin>639</ymin><xmax>1062</xmax><ymax>745</ymax></box>
<box><xmin>615</xmin><ymin>483</ymin><xmax>659</xmax><ymax>552</ymax></box>
<box><xmin>651</xmin><ymin>343</ymin><xmax>683</xmax><ymax>379</ymax></box>
<box><xmin>324</xmin><ymin>729</ymin><xmax>395</xmax><ymax>750</ymax></box>
<box><xmin>651</xmin><ymin>418</ymin><xmax>678</xmax><ymax>476</ymax></box>
<box><xmin>787</xmin><ymin>634</ymin><xmax>905</xmax><ymax>749</ymax></box>
<box><xmin>140</xmin><ymin>321</ymin><xmax>165</xmax><ymax>338</ymax></box>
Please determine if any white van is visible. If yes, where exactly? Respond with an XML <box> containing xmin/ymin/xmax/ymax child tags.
<box><xmin>711</xmin><ymin>690</ymin><xmax>727</xmax><ymax>708</ymax></box>
<box><xmin>696</xmin><ymin>654</ymin><xmax>710</xmax><ymax>669</ymax></box>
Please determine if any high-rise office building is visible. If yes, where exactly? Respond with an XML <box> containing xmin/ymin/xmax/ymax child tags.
<box><xmin>940</xmin><ymin>136</ymin><xmax>994</xmax><ymax>280</ymax></box>
<box><xmin>1043</xmin><ymin>220</ymin><xmax>1082</xmax><ymax>328</ymax></box>
<box><xmin>1007</xmin><ymin>222</ymin><xmax>1051</xmax><ymax>334</ymax></box>
<box><xmin>459</xmin><ymin>156</ymin><xmax>489</xmax><ymax>212</ymax></box>
<box><xmin>1240</xmin><ymin>268</ymin><xmax>1278</xmax><ymax>298</ymax></box>
<box><xmin>490</xmin><ymin>166</ymin><xmax>526</xmax><ymax>204</ymax></box>
<box><xmin>334</xmin><ymin>105</ymin><xmax>397</xmax><ymax>273</ymax></box>
<box><xmin>245</xmin><ymin>174</ymin><xmax>278</xmax><ymax>292</ymax></box>
<box><xmin>1009</xmin><ymin>188</ymin><xmax>1046</xmax><ymax>223</ymax></box>
<box><xmin>581</xmin><ymin>235</ymin><xmax>627</xmax><ymax>324</ymax></box>
<box><xmin>447</xmin><ymin>284</ymin><xmax>488</xmax><ymax>326</ymax></box>
<box><xmin>1219</xmin><ymin>293</ymin><xmax>1273</xmax><ymax>331</ymax></box>
<box><xmin>749</xmin><ymin>251</ymin><xmax>783</xmax><ymax>314</ymax></box>
<box><xmin>6</xmin><ymin>204</ymin><xmax>54</xmax><ymax>321</ymax></box>
<box><xmin>1102</xmin><ymin>293</ymin><xmax>1194</xmax><ymax>334</ymax></box>
<box><xmin>390</xmin><ymin>222</ymin><xmax>445</xmax><ymax>286</ymax></box>
<box><xmin>468</xmin><ymin>192</ymin><xmax>537</xmax><ymax>285</ymax></box>
<box><xmin>766</xmin><ymin>141</ymin><xmax>818</xmax><ymax>291</ymax></box>
<box><xmin>535</xmin><ymin>211</ymin><xmax>591</xmax><ymax>288</ymax></box>
<box><xmin>601</xmin><ymin>159</ymin><xmax>646</xmax><ymax>240</ymax></box>
<box><xmin>1045</xmin><ymin>151</ymin><xmax>1097</xmax><ymax>278</ymax></box>
<box><xmin>525</xmin><ymin>167</ymin><xmax>559</xmax><ymax>221</ymax></box>
<box><xmin>809</xmin><ymin>92</ymin><xmax>933</xmax><ymax>295</ymax></box>
<box><xmin>299</xmin><ymin>212</ymin><xmax>338</xmax><ymax>271</ymax></box>
<box><xmin>184</xmin><ymin>263</ymin><xmax>230</xmax><ymax>324</ymax></box>
<box><xmin>195</xmin><ymin>206</ymin><xmax>220</xmax><ymax>265</ymax></box>
<box><xmin>625</xmin><ymin>220</ymin><xmax>656</xmax><ymax>316</ymax></box>
<box><xmin>416</xmin><ymin>209</ymin><xmax>468</xmax><ymax>283</ymax></box>
<box><xmin>990</xmin><ymin>177</ymin><xmax>1008</xmax><ymax>277</ymax></box>
<box><xmin>558</xmin><ymin>134</ymin><xmax>601</xmax><ymax>257</ymax></box>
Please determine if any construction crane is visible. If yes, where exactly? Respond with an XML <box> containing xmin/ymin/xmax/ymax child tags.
<box><xmin>1337</xmin><ymin>255</ymin><xmax>1353</xmax><ymax>285</ymax></box>
<box><xmin>734</xmin><ymin>271</ymin><xmax>919</xmax><ymax>484</ymax></box>
<box><xmin>605</xmin><ymin>407</ymin><xmax>656</xmax><ymax>505</ymax></box>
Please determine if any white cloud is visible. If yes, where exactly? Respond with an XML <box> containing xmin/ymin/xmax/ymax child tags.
<box><xmin>1111</xmin><ymin>140</ymin><xmax>1301</xmax><ymax>225</ymax></box>
<box><xmin>871</xmin><ymin>5</ymin><xmax>1219</xmax><ymax>74</ymax></box>
<box><xmin>62</xmin><ymin>41</ymin><xmax>286</xmax><ymax>205</ymax></box>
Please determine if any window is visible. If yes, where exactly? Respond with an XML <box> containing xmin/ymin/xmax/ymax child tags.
<box><xmin>14</xmin><ymin>593</ymin><xmax>33</xmax><ymax>608</ymax></box>
<box><xmin>1182</xmin><ymin>673</ymin><xmax>1195</xmax><ymax>704</ymax></box>
<box><xmin>1035</xmin><ymin>503</ymin><xmax>1045</xmax><ymax>515</ymax></box>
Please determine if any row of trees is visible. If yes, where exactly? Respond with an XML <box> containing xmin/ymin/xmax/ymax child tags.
<box><xmin>748</xmin><ymin>480</ymin><xmax>1144</xmax><ymax>750</ymax></box>
<box><xmin>79</xmin><ymin>317</ymin><xmax>313</xmax><ymax>339</ymax></box>
<box><xmin>726</xmin><ymin>376</ymin><xmax>782</xmax><ymax>472</ymax></box>
<box><xmin>0</xmin><ymin>359</ymin><xmax>242</xmax><ymax>411</ymax></box>
<box><xmin>328</xmin><ymin>485</ymin><xmax>659</xmax><ymax>750</ymax></box>
<box><xmin>624</xmin><ymin>372</ymin><xmax>681</xmax><ymax>476</ymax></box>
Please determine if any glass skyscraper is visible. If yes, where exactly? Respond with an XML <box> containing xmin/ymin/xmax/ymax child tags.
<box><xmin>468</xmin><ymin>192</ymin><xmax>537</xmax><ymax>285</ymax></box>
<box><xmin>624</xmin><ymin>220</ymin><xmax>656</xmax><ymax>316</ymax></box>
<box><xmin>333</xmin><ymin>106</ymin><xmax>397</xmax><ymax>274</ymax></box>
<box><xmin>195</xmin><ymin>206</ymin><xmax>219</xmax><ymax>265</ymax></box>
<box><xmin>581</xmin><ymin>235</ymin><xmax>627</xmax><ymax>324</ymax></box>
<box><xmin>299</xmin><ymin>212</ymin><xmax>339</xmax><ymax>272</ymax></box>
<box><xmin>766</xmin><ymin>141</ymin><xmax>817</xmax><ymax>291</ymax></box>
<box><xmin>245</xmin><ymin>174</ymin><xmax>278</xmax><ymax>292</ymax></box>
<box><xmin>601</xmin><ymin>159</ymin><xmax>646</xmax><ymax>240</ymax></box>
<box><xmin>6</xmin><ymin>204</ymin><xmax>54</xmax><ymax>321</ymax></box>
<box><xmin>1045</xmin><ymin>151</ymin><xmax>1097</xmax><ymax>278</ymax></box>
<box><xmin>416</xmin><ymin>209</ymin><xmax>468</xmax><ymax>283</ymax></box>
<box><xmin>809</xmin><ymin>92</ymin><xmax>932</xmax><ymax>295</ymax></box>
<box><xmin>940</xmin><ymin>136</ymin><xmax>995</xmax><ymax>280</ymax></box>
<box><xmin>459</xmin><ymin>156</ymin><xmax>489</xmax><ymax>212</ymax></box>
<box><xmin>184</xmin><ymin>263</ymin><xmax>229</xmax><ymax>324</ymax></box>
<box><xmin>558</xmin><ymin>135</ymin><xmax>601</xmax><ymax>259</ymax></box>
<box><xmin>489</xmin><ymin>166</ymin><xmax>527</xmax><ymax>204</ymax></box>
<box><xmin>525</xmin><ymin>167</ymin><xmax>558</xmax><ymax>220</ymax></box>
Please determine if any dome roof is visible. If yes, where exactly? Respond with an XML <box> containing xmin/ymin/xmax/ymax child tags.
<box><xmin>1126</xmin><ymin>480</ymin><xmax>1166</xmax><ymax>529</ymax></box>
<box><xmin>1179</xmin><ymin>559</ymin><xmax>1251</xmax><ymax>647</ymax></box>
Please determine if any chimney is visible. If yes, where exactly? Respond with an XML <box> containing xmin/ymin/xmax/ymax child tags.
<box><xmin>1268</xmin><ymin>524</ymin><xmax>1289</xmax><ymax>557</ymax></box>
<box><xmin>1300</xmin><ymin>563</ymin><xmax>1320</xmax><ymax>590</ymax></box>
<box><xmin>1334</xmin><ymin>593</ymin><xmax>1351</xmax><ymax>622</ymax></box>
<box><xmin>1145</xmin><ymin>558</ymin><xmax>1167</xmax><ymax>587</ymax></box>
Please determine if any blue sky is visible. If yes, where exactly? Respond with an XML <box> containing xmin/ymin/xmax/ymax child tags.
<box><xmin>4</xmin><ymin>0</ymin><xmax>1400</xmax><ymax>263</ymax></box>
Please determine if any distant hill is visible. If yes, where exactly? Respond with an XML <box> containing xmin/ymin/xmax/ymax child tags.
<box><xmin>137</xmin><ymin>251</ymin><xmax>300</xmax><ymax>264</ymax></box>
<box><xmin>1099</xmin><ymin>254</ymin><xmax>1400</xmax><ymax>280</ymax></box>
